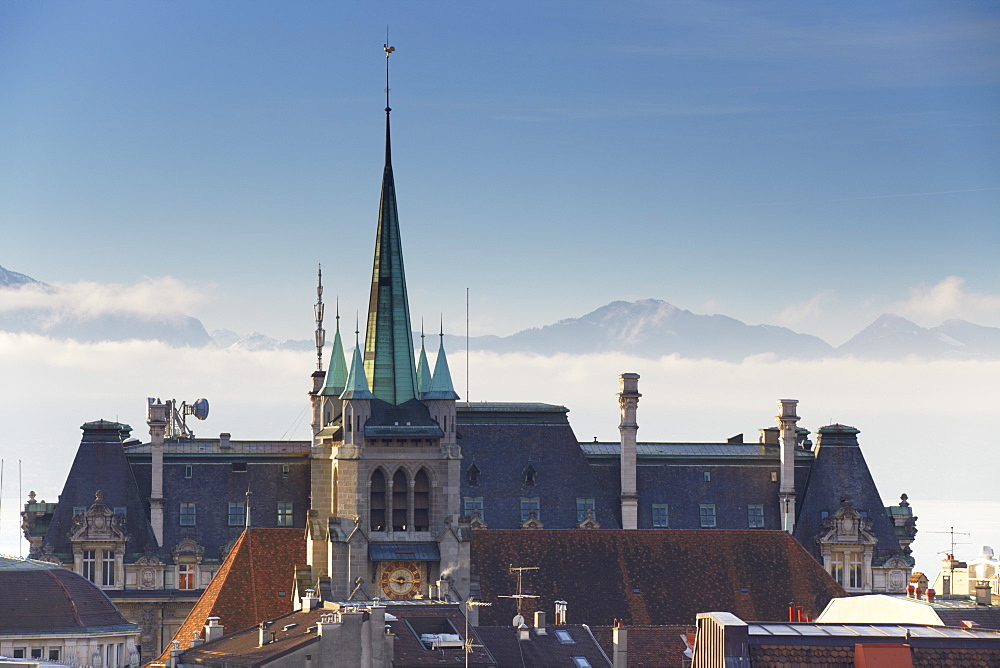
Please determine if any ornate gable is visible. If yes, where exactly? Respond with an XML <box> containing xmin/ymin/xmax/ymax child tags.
<box><xmin>69</xmin><ymin>491</ymin><xmax>129</xmax><ymax>544</ymax></box>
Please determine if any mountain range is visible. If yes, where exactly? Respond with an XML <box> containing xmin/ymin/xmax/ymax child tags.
<box><xmin>2</xmin><ymin>265</ymin><xmax>998</xmax><ymax>360</ymax></box>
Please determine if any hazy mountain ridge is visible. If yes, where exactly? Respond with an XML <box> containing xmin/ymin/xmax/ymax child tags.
<box><xmin>2</xmin><ymin>266</ymin><xmax>998</xmax><ymax>360</ymax></box>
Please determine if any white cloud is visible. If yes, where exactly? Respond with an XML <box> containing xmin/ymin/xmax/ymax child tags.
<box><xmin>775</xmin><ymin>290</ymin><xmax>836</xmax><ymax>328</ymax></box>
<box><xmin>892</xmin><ymin>276</ymin><xmax>1000</xmax><ymax>326</ymax></box>
<box><xmin>0</xmin><ymin>277</ymin><xmax>213</xmax><ymax>320</ymax></box>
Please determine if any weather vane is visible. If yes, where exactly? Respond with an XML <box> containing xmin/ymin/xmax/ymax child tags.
<box><xmin>384</xmin><ymin>32</ymin><xmax>395</xmax><ymax>111</ymax></box>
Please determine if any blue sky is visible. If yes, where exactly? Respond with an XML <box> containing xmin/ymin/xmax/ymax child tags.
<box><xmin>1</xmin><ymin>0</ymin><xmax>999</xmax><ymax>569</ymax></box>
<box><xmin>2</xmin><ymin>2</ymin><xmax>998</xmax><ymax>344</ymax></box>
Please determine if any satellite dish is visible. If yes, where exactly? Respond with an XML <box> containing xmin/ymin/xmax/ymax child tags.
<box><xmin>193</xmin><ymin>398</ymin><xmax>210</xmax><ymax>421</ymax></box>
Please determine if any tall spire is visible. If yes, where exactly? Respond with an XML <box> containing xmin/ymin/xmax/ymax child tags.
<box><xmin>363</xmin><ymin>43</ymin><xmax>419</xmax><ymax>405</ymax></box>
<box><xmin>313</xmin><ymin>264</ymin><xmax>325</xmax><ymax>372</ymax></box>
<box><xmin>320</xmin><ymin>299</ymin><xmax>348</xmax><ymax>397</ymax></box>
<box><xmin>424</xmin><ymin>317</ymin><xmax>460</xmax><ymax>400</ymax></box>
<box><xmin>416</xmin><ymin>319</ymin><xmax>432</xmax><ymax>396</ymax></box>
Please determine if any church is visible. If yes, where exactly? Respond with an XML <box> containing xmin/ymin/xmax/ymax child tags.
<box><xmin>21</xmin><ymin>49</ymin><xmax>917</xmax><ymax>658</ymax></box>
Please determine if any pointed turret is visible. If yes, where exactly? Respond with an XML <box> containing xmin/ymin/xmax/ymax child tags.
<box><xmin>416</xmin><ymin>324</ymin><xmax>433</xmax><ymax>397</ymax></box>
<box><xmin>362</xmin><ymin>82</ymin><xmax>419</xmax><ymax>405</ymax></box>
<box><xmin>342</xmin><ymin>330</ymin><xmax>375</xmax><ymax>401</ymax></box>
<box><xmin>424</xmin><ymin>324</ymin><xmax>460</xmax><ymax>401</ymax></box>
<box><xmin>320</xmin><ymin>303</ymin><xmax>349</xmax><ymax>397</ymax></box>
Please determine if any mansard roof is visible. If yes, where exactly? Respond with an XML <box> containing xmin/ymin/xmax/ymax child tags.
<box><xmin>158</xmin><ymin>528</ymin><xmax>305</xmax><ymax>663</ymax></box>
<box><xmin>471</xmin><ymin>530</ymin><xmax>846</xmax><ymax>627</ymax></box>
<box><xmin>794</xmin><ymin>424</ymin><xmax>903</xmax><ymax>563</ymax></box>
<box><xmin>458</xmin><ymin>420</ymin><xmax>620</xmax><ymax>530</ymax></box>
<box><xmin>40</xmin><ymin>420</ymin><xmax>158</xmax><ymax>557</ymax></box>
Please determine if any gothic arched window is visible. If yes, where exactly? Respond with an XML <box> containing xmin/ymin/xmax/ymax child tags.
<box><xmin>369</xmin><ymin>469</ymin><xmax>386</xmax><ymax>531</ymax></box>
<box><xmin>392</xmin><ymin>469</ymin><xmax>408</xmax><ymax>531</ymax></box>
<box><xmin>414</xmin><ymin>469</ymin><xmax>430</xmax><ymax>531</ymax></box>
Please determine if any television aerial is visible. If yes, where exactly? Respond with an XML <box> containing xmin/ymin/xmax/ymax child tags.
<box><xmin>165</xmin><ymin>398</ymin><xmax>210</xmax><ymax>439</ymax></box>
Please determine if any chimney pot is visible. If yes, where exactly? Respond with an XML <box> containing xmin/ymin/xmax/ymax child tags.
<box><xmin>205</xmin><ymin>616</ymin><xmax>224</xmax><ymax>643</ymax></box>
<box><xmin>534</xmin><ymin>611</ymin><xmax>546</xmax><ymax>635</ymax></box>
<box><xmin>518</xmin><ymin>623</ymin><xmax>530</xmax><ymax>641</ymax></box>
<box><xmin>220</xmin><ymin>433</ymin><xmax>231</xmax><ymax>448</ymax></box>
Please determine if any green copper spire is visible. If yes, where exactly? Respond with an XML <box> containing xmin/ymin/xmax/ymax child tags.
<box><xmin>423</xmin><ymin>320</ymin><xmax>460</xmax><ymax>400</ymax></box>
<box><xmin>416</xmin><ymin>321</ymin><xmax>432</xmax><ymax>396</ymax></box>
<box><xmin>320</xmin><ymin>300</ymin><xmax>348</xmax><ymax>397</ymax></box>
<box><xmin>363</xmin><ymin>49</ymin><xmax>419</xmax><ymax>405</ymax></box>
<box><xmin>341</xmin><ymin>327</ymin><xmax>375</xmax><ymax>401</ymax></box>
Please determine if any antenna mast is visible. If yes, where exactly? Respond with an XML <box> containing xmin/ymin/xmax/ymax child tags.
<box><xmin>498</xmin><ymin>565</ymin><xmax>539</xmax><ymax>617</ymax></box>
<box><xmin>314</xmin><ymin>263</ymin><xmax>326</xmax><ymax>372</ymax></box>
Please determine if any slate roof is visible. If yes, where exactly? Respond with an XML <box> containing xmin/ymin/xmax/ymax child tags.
<box><xmin>458</xmin><ymin>421</ymin><xmax>620</xmax><ymax>530</ymax></box>
<box><xmin>471</xmin><ymin>530</ymin><xmax>845</xmax><ymax>626</ymax></box>
<box><xmin>590</xmin><ymin>625</ymin><xmax>695</xmax><ymax>668</ymax></box>
<box><xmin>794</xmin><ymin>424</ymin><xmax>903</xmax><ymax>563</ymax></box>
<box><xmin>127</xmin><ymin>437</ymin><xmax>311</xmax><ymax>562</ymax></box>
<box><xmin>475</xmin><ymin>624</ymin><xmax>611</xmax><ymax>667</ymax></box>
<box><xmin>157</xmin><ymin>528</ymin><xmax>305</xmax><ymax>663</ymax></box>
<box><xmin>0</xmin><ymin>556</ymin><xmax>135</xmax><ymax>634</ymax></box>
<box><xmin>585</xmin><ymin>443</ymin><xmax>813</xmax><ymax>531</ymax></box>
<box><xmin>935</xmin><ymin>607</ymin><xmax>1000</xmax><ymax>631</ymax></box>
<box><xmin>40</xmin><ymin>420</ymin><xmax>158</xmax><ymax>556</ymax></box>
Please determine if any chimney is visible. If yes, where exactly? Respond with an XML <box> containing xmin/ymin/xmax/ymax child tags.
<box><xmin>317</xmin><ymin>612</ymin><xmax>338</xmax><ymax>635</ymax></box>
<box><xmin>777</xmin><ymin>399</ymin><xmax>799</xmax><ymax>534</ymax></box>
<box><xmin>301</xmin><ymin>588</ymin><xmax>319</xmax><ymax>611</ymax></box>
<box><xmin>258</xmin><ymin>621</ymin><xmax>275</xmax><ymax>647</ymax></box>
<box><xmin>168</xmin><ymin>640</ymin><xmax>182</xmax><ymax>668</ymax></box>
<box><xmin>189</xmin><ymin>631</ymin><xmax>204</xmax><ymax>648</ymax></box>
<box><xmin>220</xmin><ymin>433</ymin><xmax>231</xmax><ymax>449</ymax></box>
<box><xmin>613</xmin><ymin>623</ymin><xmax>628</xmax><ymax>668</ymax></box>
<box><xmin>518</xmin><ymin>623</ymin><xmax>530</xmax><ymax>641</ymax></box>
<box><xmin>618</xmin><ymin>373</ymin><xmax>641</xmax><ymax>530</ymax></box>
<box><xmin>534</xmin><ymin>611</ymin><xmax>546</xmax><ymax>635</ymax></box>
<box><xmin>554</xmin><ymin>600</ymin><xmax>568</xmax><ymax>625</ymax></box>
<box><xmin>204</xmin><ymin>617</ymin><xmax>224</xmax><ymax>643</ymax></box>
<box><xmin>975</xmin><ymin>583</ymin><xmax>992</xmax><ymax>606</ymax></box>
<box><xmin>147</xmin><ymin>398</ymin><xmax>168</xmax><ymax>547</ymax></box>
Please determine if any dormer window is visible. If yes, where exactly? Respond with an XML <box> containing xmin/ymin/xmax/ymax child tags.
<box><xmin>522</xmin><ymin>462</ymin><xmax>537</xmax><ymax>487</ymax></box>
<box><xmin>467</xmin><ymin>462</ymin><xmax>481</xmax><ymax>486</ymax></box>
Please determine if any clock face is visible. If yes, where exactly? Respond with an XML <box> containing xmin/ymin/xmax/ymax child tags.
<box><xmin>380</xmin><ymin>560</ymin><xmax>422</xmax><ymax>599</ymax></box>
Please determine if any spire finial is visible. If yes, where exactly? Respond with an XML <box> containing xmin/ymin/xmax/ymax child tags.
<box><xmin>440</xmin><ymin>313</ymin><xmax>444</xmax><ymax>339</ymax></box>
<box><xmin>421</xmin><ymin>317</ymin><xmax>425</xmax><ymax>342</ymax></box>
<box><xmin>384</xmin><ymin>33</ymin><xmax>395</xmax><ymax>113</ymax></box>
<box><xmin>314</xmin><ymin>263</ymin><xmax>326</xmax><ymax>371</ymax></box>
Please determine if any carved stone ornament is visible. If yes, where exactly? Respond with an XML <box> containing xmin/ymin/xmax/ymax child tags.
<box><xmin>69</xmin><ymin>491</ymin><xmax>129</xmax><ymax>543</ymax></box>
<box><xmin>172</xmin><ymin>538</ymin><xmax>205</xmax><ymax>563</ymax></box>
<box><xmin>819</xmin><ymin>505</ymin><xmax>877</xmax><ymax>546</ymax></box>
<box><xmin>520</xmin><ymin>511</ymin><xmax>544</xmax><ymax>530</ymax></box>
<box><xmin>577</xmin><ymin>508</ymin><xmax>601</xmax><ymax>529</ymax></box>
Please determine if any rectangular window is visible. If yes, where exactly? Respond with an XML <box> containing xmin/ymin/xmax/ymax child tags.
<box><xmin>520</xmin><ymin>497</ymin><xmax>540</xmax><ymax>523</ymax></box>
<box><xmin>464</xmin><ymin>496</ymin><xmax>484</xmax><ymax>522</ymax></box>
<box><xmin>282</xmin><ymin>464</ymin><xmax>290</xmax><ymax>477</ymax></box>
<box><xmin>830</xmin><ymin>552</ymin><xmax>845</xmax><ymax>585</ymax></box>
<box><xmin>652</xmin><ymin>504</ymin><xmax>669</xmax><ymax>528</ymax></box>
<box><xmin>748</xmin><ymin>504</ymin><xmax>765</xmax><ymax>528</ymax></box>
<box><xmin>849</xmin><ymin>552</ymin><xmax>864</xmax><ymax>588</ymax></box>
<box><xmin>48</xmin><ymin>649</ymin><xmax>61</xmax><ymax>662</ymax></box>
<box><xmin>277</xmin><ymin>502</ymin><xmax>294</xmax><ymax>526</ymax></box>
<box><xmin>228</xmin><ymin>502</ymin><xmax>245</xmax><ymax>527</ymax></box>
<box><xmin>12</xmin><ymin>649</ymin><xmax>24</xmax><ymax>659</ymax></box>
<box><xmin>232</xmin><ymin>462</ymin><xmax>247</xmax><ymax>473</ymax></box>
<box><xmin>699</xmin><ymin>504</ymin><xmax>716</xmax><ymax>528</ymax></box>
<box><xmin>180</xmin><ymin>502</ymin><xmax>196</xmax><ymax>526</ymax></box>
<box><xmin>178</xmin><ymin>564</ymin><xmax>196</xmax><ymax>590</ymax></box>
<box><xmin>30</xmin><ymin>648</ymin><xmax>42</xmax><ymax>659</ymax></box>
<box><xmin>703</xmin><ymin>471</ymin><xmax>711</xmax><ymax>482</ymax></box>
<box><xmin>73</xmin><ymin>506</ymin><xmax>86</xmax><ymax>516</ymax></box>
<box><xmin>184</xmin><ymin>465</ymin><xmax>193</xmax><ymax>478</ymax></box>
<box><xmin>771</xmin><ymin>471</ymin><xmax>778</xmax><ymax>482</ymax></box>
<box><xmin>101</xmin><ymin>551</ymin><xmax>115</xmax><ymax>586</ymax></box>
<box><xmin>113</xmin><ymin>506</ymin><xmax>127</xmax><ymax>517</ymax></box>
<box><xmin>82</xmin><ymin>549</ymin><xmax>96</xmax><ymax>582</ymax></box>
<box><xmin>576</xmin><ymin>498</ymin><xmax>595</xmax><ymax>523</ymax></box>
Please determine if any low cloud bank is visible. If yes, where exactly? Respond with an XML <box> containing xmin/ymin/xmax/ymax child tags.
<box><xmin>2</xmin><ymin>335</ymin><xmax>996</xmax><ymax>571</ymax></box>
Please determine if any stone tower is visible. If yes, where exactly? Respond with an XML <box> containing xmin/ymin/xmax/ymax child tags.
<box><xmin>306</xmin><ymin>66</ymin><xmax>469</xmax><ymax>602</ymax></box>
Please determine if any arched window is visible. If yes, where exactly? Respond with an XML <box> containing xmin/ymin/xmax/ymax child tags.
<box><xmin>414</xmin><ymin>469</ymin><xmax>430</xmax><ymax>531</ymax></box>
<box><xmin>392</xmin><ymin>469</ymin><xmax>408</xmax><ymax>531</ymax></box>
<box><xmin>369</xmin><ymin>469</ymin><xmax>386</xmax><ymax>531</ymax></box>
<box><xmin>467</xmin><ymin>462</ymin><xmax>481</xmax><ymax>486</ymax></box>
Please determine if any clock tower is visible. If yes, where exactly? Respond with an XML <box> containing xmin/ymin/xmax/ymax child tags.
<box><xmin>305</xmin><ymin>46</ymin><xmax>470</xmax><ymax>603</ymax></box>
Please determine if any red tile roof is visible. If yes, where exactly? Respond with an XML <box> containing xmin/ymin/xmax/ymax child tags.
<box><xmin>471</xmin><ymin>530</ymin><xmax>845</xmax><ymax>626</ymax></box>
<box><xmin>155</xmin><ymin>528</ymin><xmax>305</xmax><ymax>664</ymax></box>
